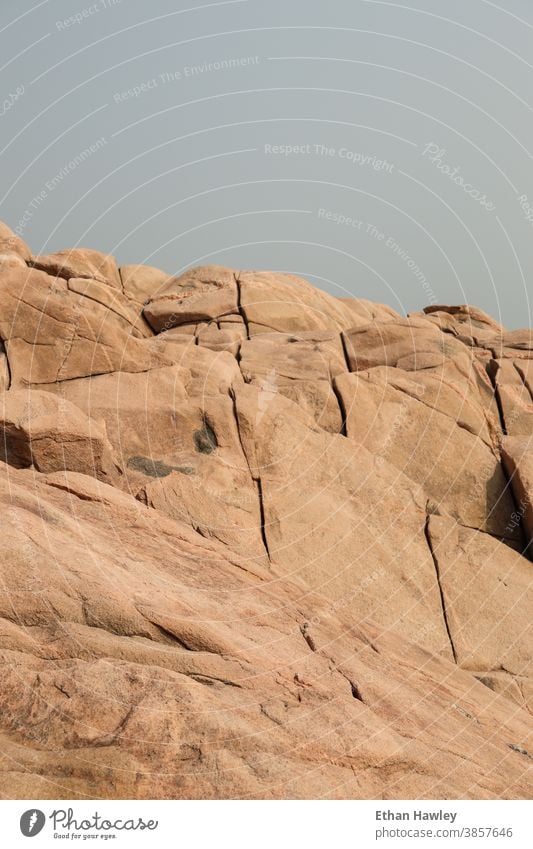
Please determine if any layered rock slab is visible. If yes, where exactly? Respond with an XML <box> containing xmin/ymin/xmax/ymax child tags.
<box><xmin>426</xmin><ymin>515</ymin><xmax>532</xmax><ymax>706</ymax></box>
<box><xmin>0</xmin><ymin>267</ymin><xmax>168</xmax><ymax>386</ymax></box>
<box><xmin>143</xmin><ymin>266</ymin><xmax>363</xmax><ymax>337</ymax></box>
<box><xmin>0</xmin><ymin>464</ymin><xmax>531</xmax><ymax>800</ymax></box>
<box><xmin>0</xmin><ymin>389</ymin><xmax>122</xmax><ymax>485</ymax></box>
<box><xmin>335</xmin><ymin>367</ymin><xmax>518</xmax><ymax>541</ymax></box>
<box><xmin>239</xmin><ymin>331</ymin><xmax>348</xmax><ymax>432</ymax></box>
<box><xmin>232</xmin><ymin>385</ymin><xmax>454</xmax><ymax>658</ymax></box>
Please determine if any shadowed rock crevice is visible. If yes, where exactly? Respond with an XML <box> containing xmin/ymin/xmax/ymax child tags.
<box><xmin>486</xmin><ymin>359</ymin><xmax>508</xmax><ymax>435</ymax></box>
<box><xmin>234</xmin><ymin>272</ymin><xmax>250</xmax><ymax>340</ymax></box>
<box><xmin>300</xmin><ymin>621</ymin><xmax>317</xmax><ymax>652</ymax></box>
<box><xmin>255</xmin><ymin>476</ymin><xmax>271</xmax><ymax>561</ymax></box>
<box><xmin>331</xmin><ymin>375</ymin><xmax>348</xmax><ymax>436</ymax></box>
<box><xmin>424</xmin><ymin>513</ymin><xmax>458</xmax><ymax>664</ymax></box>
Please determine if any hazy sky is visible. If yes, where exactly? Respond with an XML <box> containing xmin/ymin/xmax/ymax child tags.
<box><xmin>1</xmin><ymin>0</ymin><xmax>533</xmax><ymax>326</ymax></box>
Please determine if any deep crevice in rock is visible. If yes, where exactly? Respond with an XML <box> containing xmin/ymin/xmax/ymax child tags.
<box><xmin>300</xmin><ymin>622</ymin><xmax>317</xmax><ymax>652</ymax></box>
<box><xmin>424</xmin><ymin>513</ymin><xmax>458</xmax><ymax>664</ymax></box>
<box><xmin>331</xmin><ymin>375</ymin><xmax>348</xmax><ymax>437</ymax></box>
<box><xmin>336</xmin><ymin>667</ymin><xmax>365</xmax><ymax>702</ymax></box>
<box><xmin>256</xmin><ymin>477</ymin><xmax>271</xmax><ymax>561</ymax></box>
<box><xmin>228</xmin><ymin>388</ymin><xmax>271</xmax><ymax>563</ymax></box>
<box><xmin>339</xmin><ymin>331</ymin><xmax>352</xmax><ymax>373</ymax></box>
<box><xmin>234</xmin><ymin>272</ymin><xmax>250</xmax><ymax>340</ymax></box>
<box><xmin>486</xmin><ymin>359</ymin><xmax>507</xmax><ymax>435</ymax></box>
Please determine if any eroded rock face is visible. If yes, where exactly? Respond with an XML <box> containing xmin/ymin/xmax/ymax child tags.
<box><xmin>0</xmin><ymin>267</ymin><xmax>169</xmax><ymax>386</ymax></box>
<box><xmin>0</xmin><ymin>221</ymin><xmax>31</xmax><ymax>265</ymax></box>
<box><xmin>29</xmin><ymin>247</ymin><xmax>122</xmax><ymax>289</ymax></box>
<box><xmin>0</xmin><ymin>390</ymin><xmax>122</xmax><ymax>485</ymax></box>
<box><xmin>0</xmin><ymin>230</ymin><xmax>532</xmax><ymax>800</ymax></box>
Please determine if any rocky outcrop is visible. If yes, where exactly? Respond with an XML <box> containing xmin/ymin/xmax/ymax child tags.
<box><xmin>0</xmin><ymin>221</ymin><xmax>531</xmax><ymax>800</ymax></box>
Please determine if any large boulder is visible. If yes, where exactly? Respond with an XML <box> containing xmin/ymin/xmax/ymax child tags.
<box><xmin>231</xmin><ymin>384</ymin><xmax>453</xmax><ymax>657</ymax></box>
<box><xmin>0</xmin><ymin>267</ymin><xmax>170</xmax><ymax>386</ymax></box>
<box><xmin>119</xmin><ymin>263</ymin><xmax>173</xmax><ymax>305</ymax></box>
<box><xmin>144</xmin><ymin>265</ymin><xmax>238</xmax><ymax>332</ymax></box>
<box><xmin>29</xmin><ymin>247</ymin><xmax>122</xmax><ymax>289</ymax></box>
<box><xmin>143</xmin><ymin>267</ymin><xmax>363</xmax><ymax>336</ymax></box>
<box><xmin>334</xmin><ymin>366</ymin><xmax>518</xmax><ymax>541</ymax></box>
<box><xmin>0</xmin><ymin>222</ymin><xmax>31</xmax><ymax>267</ymax></box>
<box><xmin>342</xmin><ymin>317</ymin><xmax>467</xmax><ymax>372</ymax></box>
<box><xmin>238</xmin><ymin>271</ymin><xmax>361</xmax><ymax>335</ymax></box>
<box><xmin>426</xmin><ymin>515</ymin><xmax>533</xmax><ymax>709</ymax></box>
<box><xmin>0</xmin><ymin>390</ymin><xmax>122</xmax><ymax>485</ymax></box>
<box><xmin>239</xmin><ymin>331</ymin><xmax>348</xmax><ymax>432</ymax></box>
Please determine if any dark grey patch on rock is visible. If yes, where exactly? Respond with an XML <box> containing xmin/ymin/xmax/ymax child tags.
<box><xmin>127</xmin><ymin>456</ymin><xmax>175</xmax><ymax>478</ymax></box>
<box><xmin>475</xmin><ymin>675</ymin><xmax>495</xmax><ymax>691</ymax></box>
<box><xmin>127</xmin><ymin>457</ymin><xmax>197</xmax><ymax>478</ymax></box>
<box><xmin>194</xmin><ymin>420</ymin><xmax>218</xmax><ymax>454</ymax></box>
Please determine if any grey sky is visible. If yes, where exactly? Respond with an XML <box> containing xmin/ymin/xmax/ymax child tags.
<box><xmin>1</xmin><ymin>0</ymin><xmax>533</xmax><ymax>327</ymax></box>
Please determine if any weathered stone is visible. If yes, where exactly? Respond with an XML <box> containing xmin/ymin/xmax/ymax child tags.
<box><xmin>67</xmin><ymin>277</ymin><xmax>153</xmax><ymax>338</ymax></box>
<box><xmin>339</xmin><ymin>296</ymin><xmax>400</xmax><ymax>323</ymax></box>
<box><xmin>144</xmin><ymin>265</ymin><xmax>238</xmax><ymax>331</ymax></box>
<box><xmin>0</xmin><ymin>267</ymin><xmax>170</xmax><ymax>386</ymax></box>
<box><xmin>501</xmin><ymin>435</ymin><xmax>533</xmax><ymax>550</ymax></box>
<box><xmin>0</xmin><ymin>221</ymin><xmax>31</xmax><ymax>260</ymax></box>
<box><xmin>422</xmin><ymin>303</ymin><xmax>504</xmax><ymax>332</ymax></box>
<box><xmin>0</xmin><ymin>390</ymin><xmax>122</xmax><ymax>485</ymax></box>
<box><xmin>232</xmin><ymin>384</ymin><xmax>453</xmax><ymax>657</ymax></box>
<box><xmin>0</xmin><ymin>463</ymin><xmax>531</xmax><ymax>800</ymax></box>
<box><xmin>29</xmin><ymin>247</ymin><xmax>122</xmax><ymax>289</ymax></box>
<box><xmin>238</xmin><ymin>271</ymin><xmax>359</xmax><ymax>335</ymax></box>
<box><xmin>119</xmin><ymin>263</ymin><xmax>173</xmax><ymax>304</ymax></box>
<box><xmin>426</xmin><ymin>516</ymin><xmax>533</xmax><ymax>701</ymax></box>
<box><xmin>196</xmin><ymin>322</ymin><xmax>243</xmax><ymax>356</ymax></box>
<box><xmin>343</xmin><ymin>317</ymin><xmax>466</xmax><ymax>372</ymax></box>
<box><xmin>239</xmin><ymin>332</ymin><xmax>347</xmax><ymax>432</ymax></box>
<box><xmin>488</xmin><ymin>358</ymin><xmax>533</xmax><ymax>435</ymax></box>
<box><xmin>0</xmin><ymin>227</ymin><xmax>532</xmax><ymax>800</ymax></box>
<box><xmin>335</xmin><ymin>366</ymin><xmax>518</xmax><ymax>540</ymax></box>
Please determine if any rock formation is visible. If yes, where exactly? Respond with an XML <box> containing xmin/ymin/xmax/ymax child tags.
<box><xmin>0</xmin><ymin>222</ymin><xmax>531</xmax><ymax>799</ymax></box>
